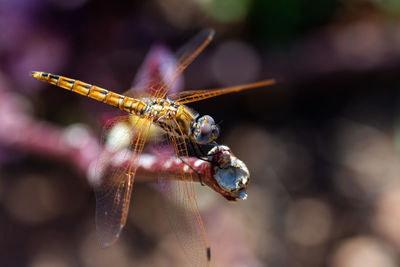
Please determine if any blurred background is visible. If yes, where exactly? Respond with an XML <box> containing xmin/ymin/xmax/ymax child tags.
<box><xmin>1</xmin><ymin>0</ymin><xmax>400</xmax><ymax>266</ymax></box>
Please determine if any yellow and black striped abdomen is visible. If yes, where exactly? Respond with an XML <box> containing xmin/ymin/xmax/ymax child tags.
<box><xmin>31</xmin><ymin>71</ymin><xmax>147</xmax><ymax>115</ymax></box>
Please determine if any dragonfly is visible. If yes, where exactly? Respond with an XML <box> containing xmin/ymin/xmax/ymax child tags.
<box><xmin>31</xmin><ymin>28</ymin><xmax>275</xmax><ymax>266</ymax></box>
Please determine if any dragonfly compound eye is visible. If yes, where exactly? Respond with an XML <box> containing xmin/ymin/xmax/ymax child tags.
<box><xmin>194</xmin><ymin>115</ymin><xmax>217</xmax><ymax>144</ymax></box>
<box><xmin>211</xmin><ymin>125</ymin><xmax>220</xmax><ymax>139</ymax></box>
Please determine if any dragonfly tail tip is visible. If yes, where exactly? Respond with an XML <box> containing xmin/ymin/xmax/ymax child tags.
<box><xmin>207</xmin><ymin>247</ymin><xmax>211</xmax><ymax>261</ymax></box>
<box><xmin>30</xmin><ymin>71</ymin><xmax>40</xmax><ymax>78</ymax></box>
<box><xmin>270</xmin><ymin>77</ymin><xmax>282</xmax><ymax>84</ymax></box>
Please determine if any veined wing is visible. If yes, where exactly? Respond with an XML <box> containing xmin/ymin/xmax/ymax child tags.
<box><xmin>156</xmin><ymin>116</ymin><xmax>210</xmax><ymax>266</ymax></box>
<box><xmin>123</xmin><ymin>28</ymin><xmax>215</xmax><ymax>99</ymax></box>
<box><xmin>125</xmin><ymin>44</ymin><xmax>184</xmax><ymax>98</ymax></box>
<box><xmin>94</xmin><ymin>114</ymin><xmax>152</xmax><ymax>247</ymax></box>
<box><xmin>170</xmin><ymin>79</ymin><xmax>276</xmax><ymax>104</ymax></box>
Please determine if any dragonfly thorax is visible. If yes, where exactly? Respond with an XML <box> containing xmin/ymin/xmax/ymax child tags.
<box><xmin>143</xmin><ymin>98</ymin><xmax>195</xmax><ymax>139</ymax></box>
<box><xmin>143</xmin><ymin>98</ymin><xmax>219</xmax><ymax>145</ymax></box>
<box><xmin>144</xmin><ymin>98</ymin><xmax>180</xmax><ymax>118</ymax></box>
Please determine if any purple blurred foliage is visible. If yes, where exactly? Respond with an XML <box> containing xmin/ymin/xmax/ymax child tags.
<box><xmin>0</xmin><ymin>0</ymin><xmax>38</xmax><ymax>12</ymax></box>
<box><xmin>0</xmin><ymin>73</ymin><xmax>27</xmax><ymax>164</ymax></box>
<box><xmin>11</xmin><ymin>32</ymin><xmax>70</xmax><ymax>92</ymax></box>
<box><xmin>46</xmin><ymin>0</ymin><xmax>88</xmax><ymax>10</ymax></box>
<box><xmin>131</xmin><ymin>43</ymin><xmax>184</xmax><ymax>96</ymax></box>
<box><xmin>0</xmin><ymin>1</ymin><xmax>71</xmax><ymax>93</ymax></box>
<box><xmin>98</xmin><ymin>43</ymin><xmax>183</xmax><ymax>128</ymax></box>
<box><xmin>1</xmin><ymin>0</ymin><xmax>400</xmax><ymax>266</ymax></box>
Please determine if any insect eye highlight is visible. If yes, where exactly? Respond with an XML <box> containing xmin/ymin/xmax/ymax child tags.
<box><xmin>194</xmin><ymin>115</ymin><xmax>218</xmax><ymax>144</ymax></box>
<box><xmin>212</xmin><ymin>125</ymin><xmax>220</xmax><ymax>139</ymax></box>
<box><xmin>200</xmin><ymin>122</ymin><xmax>212</xmax><ymax>137</ymax></box>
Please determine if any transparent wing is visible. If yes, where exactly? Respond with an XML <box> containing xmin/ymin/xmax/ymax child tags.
<box><xmin>170</xmin><ymin>79</ymin><xmax>276</xmax><ymax>104</ymax></box>
<box><xmin>99</xmin><ymin>114</ymin><xmax>137</xmax><ymax>152</ymax></box>
<box><xmin>154</xmin><ymin>117</ymin><xmax>210</xmax><ymax>266</ymax></box>
<box><xmin>124</xmin><ymin>44</ymin><xmax>184</xmax><ymax>98</ymax></box>
<box><xmin>94</xmin><ymin>115</ymin><xmax>152</xmax><ymax>247</ymax></box>
<box><xmin>124</xmin><ymin>28</ymin><xmax>215</xmax><ymax>100</ymax></box>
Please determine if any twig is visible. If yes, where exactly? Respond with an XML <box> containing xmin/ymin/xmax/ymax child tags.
<box><xmin>0</xmin><ymin>81</ymin><xmax>249</xmax><ymax>200</ymax></box>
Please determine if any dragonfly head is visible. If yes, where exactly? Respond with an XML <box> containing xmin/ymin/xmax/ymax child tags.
<box><xmin>192</xmin><ymin>115</ymin><xmax>220</xmax><ymax>144</ymax></box>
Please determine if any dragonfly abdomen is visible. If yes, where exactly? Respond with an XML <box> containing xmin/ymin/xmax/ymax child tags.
<box><xmin>31</xmin><ymin>72</ymin><xmax>147</xmax><ymax>116</ymax></box>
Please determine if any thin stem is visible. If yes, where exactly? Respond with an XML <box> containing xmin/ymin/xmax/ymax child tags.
<box><xmin>0</xmin><ymin>82</ymin><xmax>248</xmax><ymax>201</ymax></box>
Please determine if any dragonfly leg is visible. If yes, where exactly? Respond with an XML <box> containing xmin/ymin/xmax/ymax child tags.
<box><xmin>190</xmin><ymin>141</ymin><xmax>204</xmax><ymax>157</ymax></box>
<box><xmin>195</xmin><ymin>142</ymin><xmax>209</xmax><ymax>158</ymax></box>
<box><xmin>189</xmin><ymin>141</ymin><xmax>214</xmax><ymax>163</ymax></box>
<box><xmin>189</xmin><ymin>141</ymin><xmax>225</xmax><ymax>172</ymax></box>
<box><xmin>179</xmin><ymin>156</ymin><xmax>204</xmax><ymax>185</ymax></box>
<box><xmin>196</xmin><ymin>140</ymin><xmax>224</xmax><ymax>159</ymax></box>
<box><xmin>205</xmin><ymin>141</ymin><xmax>227</xmax><ymax>170</ymax></box>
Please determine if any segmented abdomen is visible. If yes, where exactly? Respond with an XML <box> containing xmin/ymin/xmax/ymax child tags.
<box><xmin>31</xmin><ymin>71</ymin><xmax>147</xmax><ymax>115</ymax></box>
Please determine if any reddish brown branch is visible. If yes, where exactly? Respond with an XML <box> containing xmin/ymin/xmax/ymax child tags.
<box><xmin>0</xmin><ymin>83</ymin><xmax>249</xmax><ymax>200</ymax></box>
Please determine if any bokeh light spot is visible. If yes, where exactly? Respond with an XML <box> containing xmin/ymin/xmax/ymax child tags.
<box><xmin>204</xmin><ymin>0</ymin><xmax>252</xmax><ymax>23</ymax></box>
<box><xmin>211</xmin><ymin>40</ymin><xmax>261</xmax><ymax>86</ymax></box>
<box><xmin>285</xmin><ymin>198</ymin><xmax>332</xmax><ymax>246</ymax></box>
<box><xmin>5</xmin><ymin>176</ymin><xmax>63</xmax><ymax>224</ymax></box>
<box><xmin>373</xmin><ymin>185</ymin><xmax>400</xmax><ymax>249</ymax></box>
<box><xmin>329</xmin><ymin>236</ymin><xmax>397</xmax><ymax>267</ymax></box>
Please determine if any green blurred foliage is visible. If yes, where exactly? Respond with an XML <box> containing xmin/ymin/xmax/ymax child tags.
<box><xmin>249</xmin><ymin>0</ymin><xmax>339</xmax><ymax>45</ymax></box>
<box><xmin>379</xmin><ymin>0</ymin><xmax>400</xmax><ymax>15</ymax></box>
<box><xmin>204</xmin><ymin>0</ymin><xmax>252</xmax><ymax>23</ymax></box>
